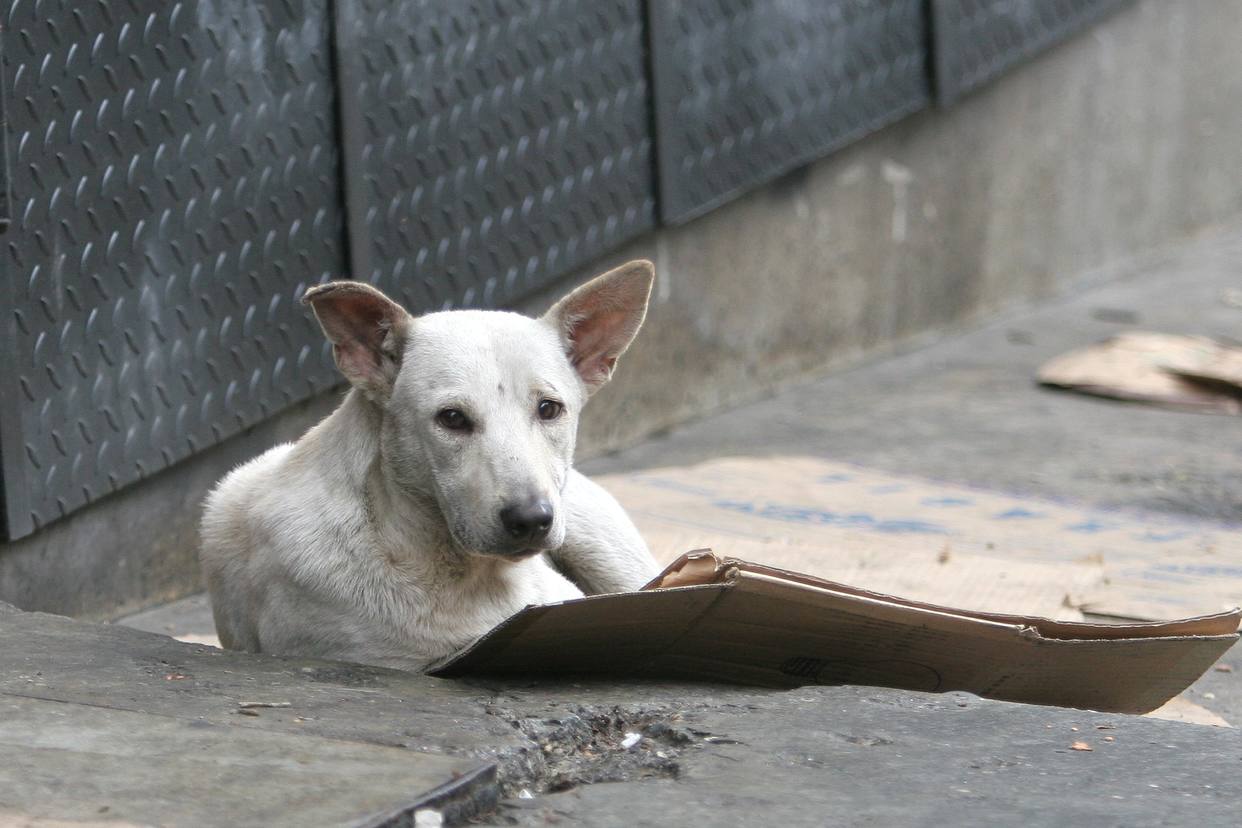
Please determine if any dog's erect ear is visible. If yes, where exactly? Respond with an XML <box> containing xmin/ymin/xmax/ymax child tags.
<box><xmin>542</xmin><ymin>259</ymin><xmax>654</xmax><ymax>394</ymax></box>
<box><xmin>302</xmin><ymin>281</ymin><xmax>412</xmax><ymax>400</ymax></box>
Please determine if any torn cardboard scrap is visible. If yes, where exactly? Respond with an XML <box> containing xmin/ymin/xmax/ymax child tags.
<box><xmin>1037</xmin><ymin>331</ymin><xmax>1242</xmax><ymax>414</ymax></box>
<box><xmin>432</xmin><ymin>552</ymin><xmax>1239</xmax><ymax>714</ymax></box>
<box><xmin>618</xmin><ymin>530</ymin><xmax>1101</xmax><ymax>622</ymax></box>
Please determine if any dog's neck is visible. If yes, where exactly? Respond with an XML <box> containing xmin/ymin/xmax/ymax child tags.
<box><xmin>305</xmin><ymin>390</ymin><xmax>502</xmax><ymax>579</ymax></box>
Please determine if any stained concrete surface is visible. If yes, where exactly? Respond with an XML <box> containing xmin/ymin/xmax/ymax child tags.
<box><xmin>0</xmin><ymin>696</ymin><xmax>489</xmax><ymax>827</ymax></box>
<box><xmin>6</xmin><ymin>606</ymin><xmax>1242</xmax><ymax>828</ymax></box>
<box><xmin>493</xmin><ymin>687</ymin><xmax>1242</xmax><ymax>828</ymax></box>
<box><xmin>119</xmin><ymin>590</ymin><xmax>216</xmax><ymax>643</ymax></box>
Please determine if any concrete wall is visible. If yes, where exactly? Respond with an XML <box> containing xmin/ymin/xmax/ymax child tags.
<box><xmin>572</xmin><ymin>0</ymin><xmax>1242</xmax><ymax>454</ymax></box>
<box><xmin>5</xmin><ymin>0</ymin><xmax>1242</xmax><ymax>618</ymax></box>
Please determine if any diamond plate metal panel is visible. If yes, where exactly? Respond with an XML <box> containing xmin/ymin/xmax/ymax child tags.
<box><xmin>1</xmin><ymin>0</ymin><xmax>346</xmax><ymax>538</ymax></box>
<box><xmin>332</xmin><ymin>0</ymin><xmax>657</xmax><ymax>311</ymax></box>
<box><xmin>648</xmin><ymin>0</ymin><xmax>931</xmax><ymax>224</ymax></box>
<box><xmin>931</xmin><ymin>0</ymin><xmax>1131</xmax><ymax>104</ymax></box>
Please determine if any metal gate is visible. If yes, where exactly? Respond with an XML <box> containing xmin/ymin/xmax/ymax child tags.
<box><xmin>0</xmin><ymin>0</ymin><xmax>1131</xmax><ymax>539</ymax></box>
<box><xmin>0</xmin><ymin>0</ymin><xmax>346</xmax><ymax>538</ymax></box>
<box><xmin>931</xmin><ymin>0</ymin><xmax>1130</xmax><ymax>103</ymax></box>
<box><xmin>648</xmin><ymin>0</ymin><xmax>931</xmax><ymax>224</ymax></box>
<box><xmin>332</xmin><ymin>0</ymin><xmax>657</xmax><ymax>312</ymax></box>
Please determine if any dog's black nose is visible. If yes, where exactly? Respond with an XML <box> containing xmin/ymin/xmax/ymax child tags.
<box><xmin>499</xmin><ymin>499</ymin><xmax>554</xmax><ymax>542</ymax></box>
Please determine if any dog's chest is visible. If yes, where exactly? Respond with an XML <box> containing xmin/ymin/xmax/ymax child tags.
<box><xmin>370</xmin><ymin>551</ymin><xmax>564</xmax><ymax>655</ymax></box>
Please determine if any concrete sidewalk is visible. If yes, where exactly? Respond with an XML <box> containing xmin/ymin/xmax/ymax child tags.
<box><xmin>5</xmin><ymin>597</ymin><xmax>1242</xmax><ymax>827</ymax></box>
<box><xmin>584</xmin><ymin>225</ymin><xmax>1242</xmax><ymax>522</ymax></box>
<box><xmin>13</xmin><ymin>224</ymin><xmax>1242</xmax><ymax>824</ymax></box>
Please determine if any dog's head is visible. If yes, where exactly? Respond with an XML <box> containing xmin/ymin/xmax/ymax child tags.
<box><xmin>302</xmin><ymin>260</ymin><xmax>654</xmax><ymax>559</ymax></box>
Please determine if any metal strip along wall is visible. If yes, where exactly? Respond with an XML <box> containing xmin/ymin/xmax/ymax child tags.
<box><xmin>331</xmin><ymin>0</ymin><xmax>657</xmax><ymax>313</ymax></box>
<box><xmin>647</xmin><ymin>0</ymin><xmax>932</xmax><ymax>225</ymax></box>
<box><xmin>0</xmin><ymin>25</ymin><xmax>19</xmax><ymax>540</ymax></box>
<box><xmin>931</xmin><ymin>0</ymin><xmax>1131</xmax><ymax>104</ymax></box>
<box><xmin>0</xmin><ymin>0</ymin><xmax>346</xmax><ymax>539</ymax></box>
<box><xmin>0</xmin><ymin>24</ymin><xmax>10</xmax><ymax>237</ymax></box>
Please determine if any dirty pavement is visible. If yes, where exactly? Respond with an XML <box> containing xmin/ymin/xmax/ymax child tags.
<box><xmin>9</xmin><ymin>226</ymin><xmax>1242</xmax><ymax>825</ymax></box>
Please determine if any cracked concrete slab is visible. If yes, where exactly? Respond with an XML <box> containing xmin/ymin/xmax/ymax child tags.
<box><xmin>0</xmin><ymin>609</ymin><xmax>763</xmax><ymax>805</ymax></box>
<box><xmin>6</xmin><ymin>606</ymin><xmax>1242</xmax><ymax>826</ymax></box>
<box><xmin>0</xmin><ymin>616</ymin><xmax>498</xmax><ymax>826</ymax></box>
<box><xmin>492</xmin><ymin>685</ymin><xmax>1242</xmax><ymax>827</ymax></box>
<box><xmin>0</xmin><ymin>696</ymin><xmax>490</xmax><ymax>828</ymax></box>
<box><xmin>0</xmin><ymin>610</ymin><xmax>524</xmax><ymax>761</ymax></box>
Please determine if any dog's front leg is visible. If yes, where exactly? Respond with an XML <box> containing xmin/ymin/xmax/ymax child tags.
<box><xmin>552</xmin><ymin>470</ymin><xmax>659</xmax><ymax>594</ymax></box>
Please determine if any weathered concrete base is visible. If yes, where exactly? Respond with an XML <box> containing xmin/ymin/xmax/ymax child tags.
<box><xmin>6</xmin><ymin>0</ymin><xmax>1242</xmax><ymax>621</ymax></box>
<box><xmin>2</xmin><ymin>605</ymin><xmax>1240</xmax><ymax>826</ymax></box>
<box><xmin>496</xmin><ymin>688</ymin><xmax>1242</xmax><ymax>828</ymax></box>
<box><xmin>0</xmin><ymin>696</ymin><xmax>491</xmax><ymax>827</ymax></box>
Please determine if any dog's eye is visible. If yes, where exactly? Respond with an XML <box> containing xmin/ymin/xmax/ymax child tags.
<box><xmin>435</xmin><ymin>408</ymin><xmax>472</xmax><ymax>431</ymax></box>
<box><xmin>537</xmin><ymin>399</ymin><xmax>564</xmax><ymax>421</ymax></box>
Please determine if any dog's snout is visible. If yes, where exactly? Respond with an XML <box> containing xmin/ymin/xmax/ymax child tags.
<box><xmin>499</xmin><ymin>499</ymin><xmax>554</xmax><ymax>542</ymax></box>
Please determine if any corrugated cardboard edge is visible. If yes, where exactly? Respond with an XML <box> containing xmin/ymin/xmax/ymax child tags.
<box><xmin>430</xmin><ymin>551</ymin><xmax>1240</xmax><ymax>713</ymax></box>
<box><xmin>426</xmin><ymin>581</ymin><xmax>731</xmax><ymax>677</ymax></box>
<box><xmin>656</xmin><ymin>551</ymin><xmax>1242</xmax><ymax>640</ymax></box>
<box><xmin>671</xmin><ymin>557</ymin><xmax>1239</xmax><ymax>712</ymax></box>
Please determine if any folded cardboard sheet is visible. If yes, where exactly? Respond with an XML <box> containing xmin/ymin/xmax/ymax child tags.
<box><xmin>1037</xmin><ymin>331</ymin><xmax>1242</xmax><ymax>414</ymax></box>
<box><xmin>433</xmin><ymin>552</ymin><xmax>1240</xmax><ymax>714</ymax></box>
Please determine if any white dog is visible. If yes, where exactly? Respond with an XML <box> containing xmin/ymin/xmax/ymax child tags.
<box><xmin>200</xmin><ymin>260</ymin><xmax>659</xmax><ymax>671</ymax></box>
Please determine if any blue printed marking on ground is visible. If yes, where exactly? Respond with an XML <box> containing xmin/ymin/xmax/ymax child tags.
<box><xmin>869</xmin><ymin>484</ymin><xmax>907</xmax><ymax>494</ymax></box>
<box><xmin>632</xmin><ymin>476</ymin><xmax>717</xmax><ymax>498</ymax></box>
<box><xmin>713</xmin><ymin>500</ymin><xmax>947</xmax><ymax>534</ymax></box>
<box><xmin>1129</xmin><ymin>569</ymin><xmax>1195</xmax><ymax>583</ymax></box>
<box><xmin>817</xmin><ymin>474</ymin><xmax>854</xmax><ymax>483</ymax></box>
<box><xmin>994</xmin><ymin>507</ymin><xmax>1043</xmax><ymax>520</ymax></box>
<box><xmin>1152</xmin><ymin>563</ymin><xmax>1242</xmax><ymax>578</ymax></box>
<box><xmin>1137</xmin><ymin>529</ymin><xmax>1192</xmax><ymax>542</ymax></box>
<box><xmin>920</xmin><ymin>497</ymin><xmax>973</xmax><ymax>507</ymax></box>
<box><xmin>1066</xmin><ymin>520</ymin><xmax>1114</xmax><ymax>534</ymax></box>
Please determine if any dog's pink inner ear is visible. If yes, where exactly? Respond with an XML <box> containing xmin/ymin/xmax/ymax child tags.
<box><xmin>327</xmin><ymin>295</ymin><xmax>388</xmax><ymax>378</ymax></box>
<box><xmin>546</xmin><ymin>260</ymin><xmax>654</xmax><ymax>392</ymax></box>
<box><xmin>564</xmin><ymin>309</ymin><xmax>630</xmax><ymax>387</ymax></box>
<box><xmin>304</xmin><ymin>283</ymin><xmax>409</xmax><ymax>396</ymax></box>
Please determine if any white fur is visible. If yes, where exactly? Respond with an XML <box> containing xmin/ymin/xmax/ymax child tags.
<box><xmin>199</xmin><ymin>262</ymin><xmax>659</xmax><ymax>671</ymax></box>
